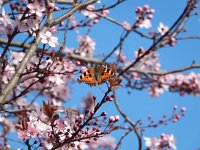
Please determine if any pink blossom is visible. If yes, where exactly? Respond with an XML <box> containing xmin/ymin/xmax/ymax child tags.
<box><xmin>109</xmin><ymin>116</ymin><xmax>115</xmax><ymax>123</ymax></box>
<box><xmin>17</xmin><ymin>129</ymin><xmax>33</xmax><ymax>140</ymax></box>
<box><xmin>181</xmin><ymin>107</ymin><xmax>186</xmax><ymax>112</ymax></box>
<box><xmin>144</xmin><ymin>137</ymin><xmax>161</xmax><ymax>150</ymax></box>
<box><xmin>161</xmin><ymin>133</ymin><xmax>176</xmax><ymax>149</ymax></box>
<box><xmin>10</xmin><ymin>51</ymin><xmax>25</xmax><ymax>65</ymax></box>
<box><xmin>144</xmin><ymin>133</ymin><xmax>176</xmax><ymax>150</ymax></box>
<box><xmin>115</xmin><ymin>50</ymin><xmax>126</xmax><ymax>63</ymax></box>
<box><xmin>102</xmin><ymin>9</ymin><xmax>109</xmax><ymax>16</ymax></box>
<box><xmin>80</xmin><ymin>66</ymin><xmax>88</xmax><ymax>73</ymax></box>
<box><xmin>76</xmin><ymin>35</ymin><xmax>96</xmax><ymax>57</ymax></box>
<box><xmin>0</xmin><ymin>8</ymin><xmax>13</xmax><ymax>36</ymax></box>
<box><xmin>64</xmin><ymin>61</ymin><xmax>77</xmax><ymax>73</ymax></box>
<box><xmin>87</xmin><ymin>136</ymin><xmax>116</xmax><ymax>149</ymax></box>
<box><xmin>16</xmin><ymin>15</ymin><xmax>42</xmax><ymax>36</ymax></box>
<box><xmin>115</xmin><ymin>115</ymin><xmax>120</xmax><ymax>121</ymax></box>
<box><xmin>157</xmin><ymin>22</ymin><xmax>169</xmax><ymax>35</ymax></box>
<box><xmin>167</xmin><ymin>134</ymin><xmax>176</xmax><ymax>149</ymax></box>
<box><xmin>27</xmin><ymin>0</ymin><xmax>45</xmax><ymax>17</ymax></box>
<box><xmin>48</xmin><ymin>74</ymin><xmax>65</xmax><ymax>85</ymax></box>
<box><xmin>81</xmin><ymin>5</ymin><xmax>97</xmax><ymax>19</ymax></box>
<box><xmin>49</xmin><ymin>26</ymin><xmax>58</xmax><ymax>34</ymax></box>
<box><xmin>40</xmin><ymin>31</ymin><xmax>59</xmax><ymax>47</ymax></box>
<box><xmin>0</xmin><ymin>8</ymin><xmax>12</xmax><ymax>26</ymax></box>
<box><xmin>135</xmin><ymin>6</ymin><xmax>142</xmax><ymax>14</ymax></box>
<box><xmin>138</xmin><ymin>18</ymin><xmax>152</xmax><ymax>29</ymax></box>
<box><xmin>122</xmin><ymin>21</ymin><xmax>132</xmax><ymax>31</ymax></box>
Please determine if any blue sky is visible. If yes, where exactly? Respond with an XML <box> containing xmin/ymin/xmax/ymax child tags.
<box><xmin>5</xmin><ymin>0</ymin><xmax>200</xmax><ymax>149</ymax></box>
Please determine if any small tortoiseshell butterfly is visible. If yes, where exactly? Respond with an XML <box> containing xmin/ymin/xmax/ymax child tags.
<box><xmin>78</xmin><ymin>65</ymin><xmax>115</xmax><ymax>86</ymax></box>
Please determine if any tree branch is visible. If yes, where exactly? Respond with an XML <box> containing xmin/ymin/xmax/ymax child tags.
<box><xmin>113</xmin><ymin>89</ymin><xmax>142</xmax><ymax>150</ymax></box>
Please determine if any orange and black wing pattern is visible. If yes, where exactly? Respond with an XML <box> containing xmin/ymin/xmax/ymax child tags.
<box><xmin>100</xmin><ymin>66</ymin><xmax>115</xmax><ymax>82</ymax></box>
<box><xmin>77</xmin><ymin>68</ymin><xmax>98</xmax><ymax>86</ymax></box>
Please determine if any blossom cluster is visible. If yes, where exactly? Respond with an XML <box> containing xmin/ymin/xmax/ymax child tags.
<box><xmin>144</xmin><ymin>133</ymin><xmax>176</xmax><ymax>150</ymax></box>
<box><xmin>115</xmin><ymin>47</ymin><xmax>200</xmax><ymax>97</ymax></box>
<box><xmin>65</xmin><ymin>35</ymin><xmax>96</xmax><ymax>58</ymax></box>
<box><xmin>15</xmin><ymin>101</ymin><xmax>118</xmax><ymax>149</ymax></box>
<box><xmin>3</xmin><ymin>51</ymin><xmax>77</xmax><ymax>105</ymax></box>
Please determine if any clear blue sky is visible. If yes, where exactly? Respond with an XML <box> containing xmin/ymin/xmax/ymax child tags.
<box><xmin>6</xmin><ymin>0</ymin><xmax>200</xmax><ymax>149</ymax></box>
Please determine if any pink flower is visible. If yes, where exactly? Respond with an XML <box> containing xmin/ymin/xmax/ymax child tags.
<box><xmin>102</xmin><ymin>9</ymin><xmax>109</xmax><ymax>16</ymax></box>
<box><xmin>115</xmin><ymin>50</ymin><xmax>126</xmax><ymax>63</ymax></box>
<box><xmin>115</xmin><ymin>115</ymin><xmax>120</xmax><ymax>121</ymax></box>
<box><xmin>138</xmin><ymin>18</ymin><xmax>152</xmax><ymax>29</ymax></box>
<box><xmin>16</xmin><ymin>15</ymin><xmax>42</xmax><ymax>36</ymax></box>
<box><xmin>86</xmin><ymin>136</ymin><xmax>116</xmax><ymax>149</ymax></box>
<box><xmin>40</xmin><ymin>31</ymin><xmax>59</xmax><ymax>47</ymax></box>
<box><xmin>181</xmin><ymin>107</ymin><xmax>186</xmax><ymax>113</ymax></box>
<box><xmin>27</xmin><ymin>0</ymin><xmax>45</xmax><ymax>17</ymax></box>
<box><xmin>157</xmin><ymin>22</ymin><xmax>169</xmax><ymax>35</ymax></box>
<box><xmin>49</xmin><ymin>26</ymin><xmax>58</xmax><ymax>34</ymax></box>
<box><xmin>122</xmin><ymin>21</ymin><xmax>132</xmax><ymax>31</ymax></box>
<box><xmin>0</xmin><ymin>8</ymin><xmax>12</xmax><ymax>26</ymax></box>
<box><xmin>161</xmin><ymin>133</ymin><xmax>176</xmax><ymax>149</ymax></box>
<box><xmin>76</xmin><ymin>35</ymin><xmax>95</xmax><ymax>57</ymax></box>
<box><xmin>10</xmin><ymin>51</ymin><xmax>25</xmax><ymax>65</ymax></box>
<box><xmin>80</xmin><ymin>66</ymin><xmax>88</xmax><ymax>73</ymax></box>
<box><xmin>64</xmin><ymin>61</ymin><xmax>77</xmax><ymax>73</ymax></box>
<box><xmin>81</xmin><ymin>5</ymin><xmax>97</xmax><ymax>19</ymax></box>
<box><xmin>109</xmin><ymin>116</ymin><xmax>115</xmax><ymax>123</ymax></box>
<box><xmin>144</xmin><ymin>137</ymin><xmax>161</xmax><ymax>150</ymax></box>
<box><xmin>167</xmin><ymin>134</ymin><xmax>176</xmax><ymax>149</ymax></box>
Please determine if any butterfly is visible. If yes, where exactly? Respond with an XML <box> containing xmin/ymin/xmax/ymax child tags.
<box><xmin>77</xmin><ymin>65</ymin><xmax>115</xmax><ymax>86</ymax></box>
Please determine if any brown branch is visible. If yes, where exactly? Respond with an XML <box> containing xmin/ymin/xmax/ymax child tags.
<box><xmin>113</xmin><ymin>89</ymin><xmax>142</xmax><ymax>150</ymax></box>
<box><xmin>0</xmin><ymin>27</ymin><xmax>47</xmax><ymax>105</ymax></box>
<box><xmin>114</xmin><ymin>129</ymin><xmax>132</xmax><ymax>150</ymax></box>
<box><xmin>1</xmin><ymin>108</ymin><xmax>35</xmax><ymax>113</ymax></box>
<box><xmin>1</xmin><ymin>39</ymin><xmax>200</xmax><ymax>76</ymax></box>
<box><xmin>50</xmin><ymin>0</ymin><xmax>99</xmax><ymax>26</ymax></box>
<box><xmin>55</xmin><ymin>0</ymin><xmax>74</xmax><ymax>5</ymax></box>
<box><xmin>176</xmin><ymin>36</ymin><xmax>200</xmax><ymax>40</ymax></box>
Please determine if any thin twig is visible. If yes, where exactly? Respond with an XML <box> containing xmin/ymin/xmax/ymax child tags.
<box><xmin>113</xmin><ymin>89</ymin><xmax>142</xmax><ymax>150</ymax></box>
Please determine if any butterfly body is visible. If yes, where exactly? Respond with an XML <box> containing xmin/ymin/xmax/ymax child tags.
<box><xmin>78</xmin><ymin>65</ymin><xmax>114</xmax><ymax>86</ymax></box>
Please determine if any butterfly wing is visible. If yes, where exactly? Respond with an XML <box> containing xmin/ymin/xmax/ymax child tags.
<box><xmin>100</xmin><ymin>66</ymin><xmax>115</xmax><ymax>82</ymax></box>
<box><xmin>78</xmin><ymin>68</ymin><xmax>98</xmax><ymax>86</ymax></box>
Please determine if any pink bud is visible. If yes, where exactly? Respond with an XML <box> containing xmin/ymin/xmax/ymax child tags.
<box><xmin>135</xmin><ymin>7</ymin><xmax>142</xmax><ymax>14</ymax></box>
<box><xmin>109</xmin><ymin>116</ymin><xmax>115</xmax><ymax>123</ymax></box>
<box><xmin>159</xmin><ymin>120</ymin><xmax>164</xmax><ymax>124</ymax></box>
<box><xmin>170</xmin><ymin>37</ymin><xmax>176</xmax><ymax>43</ymax></box>
<box><xmin>175</xmin><ymin>114</ymin><xmax>180</xmax><ymax>120</ymax></box>
<box><xmin>101</xmin><ymin>112</ymin><xmax>107</xmax><ymax>116</ymax></box>
<box><xmin>173</xmin><ymin>105</ymin><xmax>178</xmax><ymax>110</ymax></box>
<box><xmin>143</xmin><ymin>5</ymin><xmax>149</xmax><ymax>10</ymax></box>
<box><xmin>115</xmin><ymin>115</ymin><xmax>120</xmax><ymax>121</ymax></box>
<box><xmin>181</xmin><ymin>107</ymin><xmax>186</xmax><ymax>113</ymax></box>
<box><xmin>90</xmin><ymin>111</ymin><xmax>94</xmax><ymax>115</ymax></box>
<box><xmin>54</xmin><ymin>6</ymin><xmax>59</xmax><ymax>11</ymax></box>
<box><xmin>147</xmin><ymin>14</ymin><xmax>153</xmax><ymax>20</ymax></box>
<box><xmin>76</xmin><ymin>61</ymin><xmax>81</xmax><ymax>65</ymax></box>
<box><xmin>106</xmin><ymin>96</ymin><xmax>113</xmax><ymax>101</ymax></box>
<box><xmin>93</xmin><ymin>96</ymin><xmax>96</xmax><ymax>100</ymax></box>
<box><xmin>150</xmin><ymin>9</ymin><xmax>155</xmax><ymax>14</ymax></box>
<box><xmin>102</xmin><ymin>9</ymin><xmax>109</xmax><ymax>16</ymax></box>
